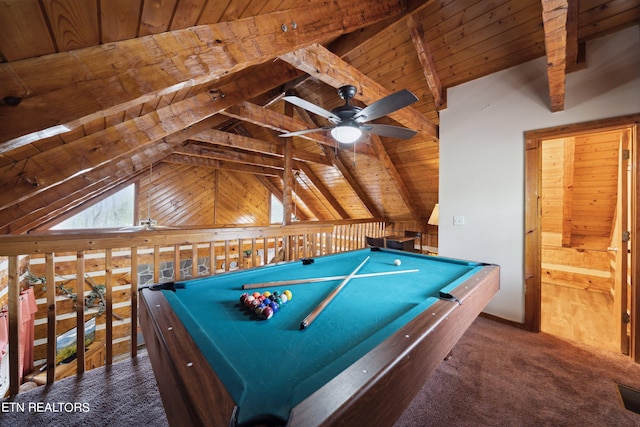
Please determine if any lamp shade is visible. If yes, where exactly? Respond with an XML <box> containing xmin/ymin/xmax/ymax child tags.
<box><xmin>428</xmin><ymin>203</ymin><xmax>439</xmax><ymax>226</ymax></box>
<box><xmin>331</xmin><ymin>125</ymin><xmax>362</xmax><ymax>144</ymax></box>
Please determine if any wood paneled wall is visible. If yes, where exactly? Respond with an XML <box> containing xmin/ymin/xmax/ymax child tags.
<box><xmin>540</xmin><ymin>131</ymin><xmax>621</xmax><ymax>294</ymax></box>
<box><xmin>139</xmin><ymin>163</ymin><xmax>271</xmax><ymax>226</ymax></box>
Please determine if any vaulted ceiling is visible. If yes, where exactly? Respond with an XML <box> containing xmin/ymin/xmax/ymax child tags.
<box><xmin>0</xmin><ymin>0</ymin><xmax>638</xmax><ymax>234</ymax></box>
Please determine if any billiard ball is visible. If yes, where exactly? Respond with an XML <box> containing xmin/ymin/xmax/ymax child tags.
<box><xmin>244</xmin><ymin>295</ymin><xmax>255</xmax><ymax>307</ymax></box>
<box><xmin>283</xmin><ymin>290</ymin><xmax>292</xmax><ymax>301</ymax></box>
<box><xmin>262</xmin><ymin>306</ymin><xmax>274</xmax><ymax>320</ymax></box>
<box><xmin>394</xmin><ymin>259</ymin><xmax>401</xmax><ymax>266</ymax></box>
<box><xmin>269</xmin><ymin>301</ymin><xmax>279</xmax><ymax>312</ymax></box>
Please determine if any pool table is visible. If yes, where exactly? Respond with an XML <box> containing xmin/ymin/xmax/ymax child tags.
<box><xmin>139</xmin><ymin>248</ymin><xmax>499</xmax><ymax>427</ymax></box>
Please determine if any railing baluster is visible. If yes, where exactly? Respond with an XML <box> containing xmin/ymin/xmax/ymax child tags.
<box><xmin>209</xmin><ymin>242</ymin><xmax>215</xmax><ymax>275</ymax></box>
<box><xmin>263</xmin><ymin>237</ymin><xmax>268</xmax><ymax>265</ymax></box>
<box><xmin>224</xmin><ymin>240</ymin><xmax>230</xmax><ymax>271</ymax></box>
<box><xmin>8</xmin><ymin>255</ymin><xmax>19</xmax><ymax>396</ymax></box>
<box><xmin>130</xmin><ymin>247</ymin><xmax>138</xmax><ymax>358</ymax></box>
<box><xmin>105</xmin><ymin>249</ymin><xmax>113</xmax><ymax>365</ymax></box>
<box><xmin>45</xmin><ymin>252</ymin><xmax>57</xmax><ymax>382</ymax></box>
<box><xmin>154</xmin><ymin>245</ymin><xmax>161</xmax><ymax>283</ymax></box>
<box><xmin>76</xmin><ymin>251</ymin><xmax>85</xmax><ymax>375</ymax></box>
<box><xmin>192</xmin><ymin>243</ymin><xmax>198</xmax><ymax>277</ymax></box>
<box><xmin>238</xmin><ymin>239</ymin><xmax>245</xmax><ymax>269</ymax></box>
<box><xmin>174</xmin><ymin>244</ymin><xmax>181</xmax><ymax>281</ymax></box>
<box><xmin>251</xmin><ymin>238</ymin><xmax>257</xmax><ymax>268</ymax></box>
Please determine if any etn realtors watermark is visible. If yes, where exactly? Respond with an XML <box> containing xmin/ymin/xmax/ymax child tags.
<box><xmin>1</xmin><ymin>401</ymin><xmax>90</xmax><ymax>413</ymax></box>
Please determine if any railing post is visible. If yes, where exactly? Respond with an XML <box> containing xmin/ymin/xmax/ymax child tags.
<box><xmin>192</xmin><ymin>243</ymin><xmax>198</xmax><ymax>277</ymax></box>
<box><xmin>105</xmin><ymin>249</ymin><xmax>113</xmax><ymax>366</ymax></box>
<box><xmin>130</xmin><ymin>247</ymin><xmax>138</xmax><ymax>358</ymax></box>
<box><xmin>8</xmin><ymin>255</ymin><xmax>20</xmax><ymax>396</ymax></box>
<box><xmin>76</xmin><ymin>251</ymin><xmax>85</xmax><ymax>375</ymax></box>
<box><xmin>45</xmin><ymin>252</ymin><xmax>57</xmax><ymax>382</ymax></box>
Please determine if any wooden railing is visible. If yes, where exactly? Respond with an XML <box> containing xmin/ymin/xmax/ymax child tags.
<box><xmin>0</xmin><ymin>219</ymin><xmax>385</xmax><ymax>396</ymax></box>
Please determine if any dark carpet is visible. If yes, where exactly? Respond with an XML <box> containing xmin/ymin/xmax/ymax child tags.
<box><xmin>2</xmin><ymin>316</ymin><xmax>639</xmax><ymax>426</ymax></box>
<box><xmin>0</xmin><ymin>354</ymin><xmax>168</xmax><ymax>427</ymax></box>
<box><xmin>394</xmin><ymin>316</ymin><xmax>640</xmax><ymax>427</ymax></box>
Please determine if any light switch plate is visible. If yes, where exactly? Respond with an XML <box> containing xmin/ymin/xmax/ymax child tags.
<box><xmin>453</xmin><ymin>215</ymin><xmax>465</xmax><ymax>226</ymax></box>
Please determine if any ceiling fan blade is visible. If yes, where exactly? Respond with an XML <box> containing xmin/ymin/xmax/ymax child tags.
<box><xmin>354</xmin><ymin>89</ymin><xmax>418</xmax><ymax>122</ymax></box>
<box><xmin>363</xmin><ymin>123</ymin><xmax>417</xmax><ymax>139</ymax></box>
<box><xmin>279</xmin><ymin>127</ymin><xmax>331</xmax><ymax>138</ymax></box>
<box><xmin>283</xmin><ymin>96</ymin><xmax>341</xmax><ymax>123</ymax></box>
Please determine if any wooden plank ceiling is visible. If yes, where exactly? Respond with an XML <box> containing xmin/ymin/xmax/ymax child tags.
<box><xmin>0</xmin><ymin>0</ymin><xmax>637</xmax><ymax>234</ymax></box>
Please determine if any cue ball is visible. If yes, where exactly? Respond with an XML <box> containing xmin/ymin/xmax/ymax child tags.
<box><xmin>394</xmin><ymin>259</ymin><xmax>401</xmax><ymax>266</ymax></box>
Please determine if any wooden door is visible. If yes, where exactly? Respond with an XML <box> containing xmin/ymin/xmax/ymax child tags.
<box><xmin>524</xmin><ymin>114</ymin><xmax>640</xmax><ymax>361</ymax></box>
<box><xmin>612</xmin><ymin>129</ymin><xmax>630</xmax><ymax>354</ymax></box>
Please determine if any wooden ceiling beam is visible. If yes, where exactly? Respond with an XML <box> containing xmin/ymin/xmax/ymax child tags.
<box><xmin>407</xmin><ymin>13</ymin><xmax>444</xmax><ymax>109</ymax></box>
<box><xmin>279</xmin><ymin>43</ymin><xmax>438</xmax><ymax>142</ymax></box>
<box><xmin>190</xmin><ymin>129</ymin><xmax>332</xmax><ymax>166</ymax></box>
<box><xmin>282</xmin><ymin>102</ymin><xmax>295</xmax><ymax>225</ymax></box>
<box><xmin>163</xmin><ymin>153</ymin><xmax>283</xmax><ymax>178</ymax></box>
<box><xmin>296</xmin><ymin>162</ymin><xmax>350</xmax><ymax>219</ymax></box>
<box><xmin>291</xmin><ymin>172</ymin><xmax>329</xmax><ymax>221</ymax></box>
<box><xmin>541</xmin><ymin>0</ymin><xmax>578</xmax><ymax>112</ymax></box>
<box><xmin>0</xmin><ymin>0</ymin><xmax>406</xmax><ymax>148</ymax></box>
<box><xmin>174</xmin><ymin>145</ymin><xmax>287</xmax><ymax>171</ymax></box>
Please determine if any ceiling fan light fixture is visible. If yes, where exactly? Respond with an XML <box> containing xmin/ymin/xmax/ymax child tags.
<box><xmin>331</xmin><ymin>125</ymin><xmax>362</xmax><ymax>144</ymax></box>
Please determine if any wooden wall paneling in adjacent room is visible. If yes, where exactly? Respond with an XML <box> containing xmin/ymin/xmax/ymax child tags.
<box><xmin>139</xmin><ymin>163</ymin><xmax>216</xmax><ymax>226</ymax></box>
<box><xmin>540</xmin><ymin>135</ymin><xmax>614</xmax><ymax>294</ymax></box>
<box><xmin>214</xmin><ymin>170</ymin><xmax>271</xmax><ymax>225</ymax></box>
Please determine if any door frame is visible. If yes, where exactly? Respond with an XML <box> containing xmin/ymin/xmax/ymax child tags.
<box><xmin>524</xmin><ymin>113</ymin><xmax>640</xmax><ymax>361</ymax></box>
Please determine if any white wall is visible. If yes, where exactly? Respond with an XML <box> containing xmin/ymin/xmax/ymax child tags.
<box><xmin>439</xmin><ymin>25</ymin><xmax>640</xmax><ymax>323</ymax></box>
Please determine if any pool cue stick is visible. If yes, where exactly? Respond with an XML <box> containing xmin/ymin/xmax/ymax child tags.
<box><xmin>242</xmin><ymin>269</ymin><xmax>419</xmax><ymax>290</ymax></box>
<box><xmin>299</xmin><ymin>256</ymin><xmax>370</xmax><ymax>330</ymax></box>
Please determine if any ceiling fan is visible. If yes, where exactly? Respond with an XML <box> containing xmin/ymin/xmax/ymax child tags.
<box><xmin>279</xmin><ymin>85</ymin><xmax>419</xmax><ymax>144</ymax></box>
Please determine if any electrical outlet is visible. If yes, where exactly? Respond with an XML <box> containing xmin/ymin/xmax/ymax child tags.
<box><xmin>453</xmin><ymin>215</ymin><xmax>465</xmax><ymax>226</ymax></box>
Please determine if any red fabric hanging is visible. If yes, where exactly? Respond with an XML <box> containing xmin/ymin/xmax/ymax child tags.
<box><xmin>19</xmin><ymin>288</ymin><xmax>38</xmax><ymax>378</ymax></box>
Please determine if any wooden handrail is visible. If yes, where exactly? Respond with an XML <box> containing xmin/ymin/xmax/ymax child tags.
<box><xmin>0</xmin><ymin>223</ymin><xmax>336</xmax><ymax>256</ymax></box>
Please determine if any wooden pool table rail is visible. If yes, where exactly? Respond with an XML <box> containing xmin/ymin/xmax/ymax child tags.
<box><xmin>288</xmin><ymin>264</ymin><xmax>499</xmax><ymax>426</ymax></box>
<box><xmin>140</xmin><ymin>263</ymin><xmax>499</xmax><ymax>427</ymax></box>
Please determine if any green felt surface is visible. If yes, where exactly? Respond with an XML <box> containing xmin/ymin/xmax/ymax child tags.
<box><xmin>162</xmin><ymin>249</ymin><xmax>482</xmax><ymax>425</ymax></box>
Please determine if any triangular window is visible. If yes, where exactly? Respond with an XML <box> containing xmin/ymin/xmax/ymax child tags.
<box><xmin>51</xmin><ymin>185</ymin><xmax>135</xmax><ymax>230</ymax></box>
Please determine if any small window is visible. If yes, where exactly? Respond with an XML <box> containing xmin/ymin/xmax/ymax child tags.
<box><xmin>52</xmin><ymin>185</ymin><xmax>135</xmax><ymax>229</ymax></box>
<box><xmin>270</xmin><ymin>194</ymin><xmax>283</xmax><ymax>224</ymax></box>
